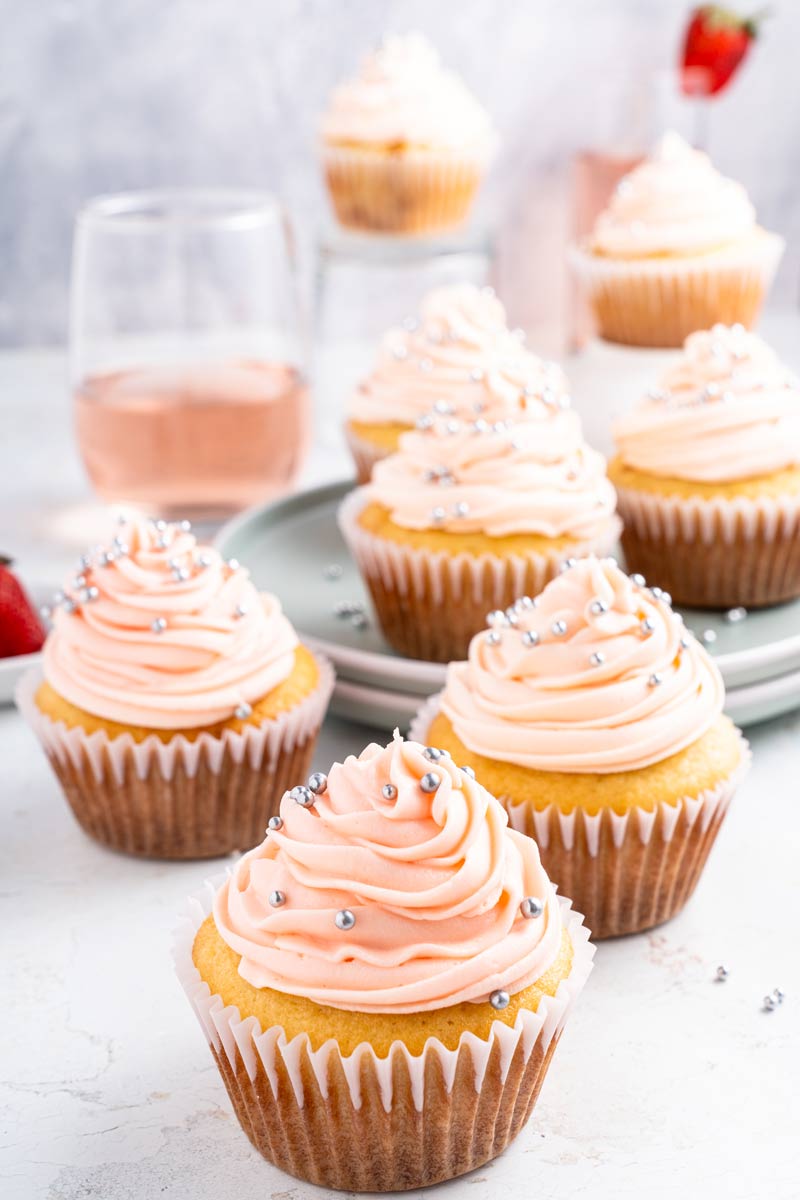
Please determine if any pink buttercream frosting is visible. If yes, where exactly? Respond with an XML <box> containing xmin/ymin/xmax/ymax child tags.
<box><xmin>614</xmin><ymin>325</ymin><xmax>800</xmax><ymax>483</ymax></box>
<box><xmin>440</xmin><ymin>556</ymin><xmax>725</xmax><ymax>774</ymax></box>
<box><xmin>321</xmin><ymin>33</ymin><xmax>493</xmax><ymax>152</ymax></box>
<box><xmin>589</xmin><ymin>132</ymin><xmax>757</xmax><ymax>258</ymax></box>
<box><xmin>348</xmin><ymin>284</ymin><xmax>571</xmax><ymax>428</ymax></box>
<box><xmin>367</xmin><ymin>413</ymin><xmax>618</xmax><ymax>539</ymax></box>
<box><xmin>213</xmin><ymin>732</ymin><xmax>563</xmax><ymax>1013</ymax></box>
<box><xmin>42</xmin><ymin>518</ymin><xmax>298</xmax><ymax>729</ymax></box>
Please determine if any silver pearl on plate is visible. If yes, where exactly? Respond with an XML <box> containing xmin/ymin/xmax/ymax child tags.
<box><xmin>520</xmin><ymin>897</ymin><xmax>544</xmax><ymax>919</ymax></box>
<box><xmin>335</xmin><ymin>909</ymin><xmax>356</xmax><ymax>930</ymax></box>
<box><xmin>307</xmin><ymin>772</ymin><xmax>328</xmax><ymax>795</ymax></box>
<box><xmin>490</xmin><ymin>989</ymin><xmax>510</xmax><ymax>1010</ymax></box>
<box><xmin>726</xmin><ymin>607</ymin><xmax>747</xmax><ymax>624</ymax></box>
<box><xmin>701</xmin><ymin>629</ymin><xmax>717</xmax><ymax>646</ymax></box>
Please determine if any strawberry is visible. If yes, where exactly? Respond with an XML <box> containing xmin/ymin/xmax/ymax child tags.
<box><xmin>0</xmin><ymin>556</ymin><xmax>46</xmax><ymax>658</ymax></box>
<box><xmin>681</xmin><ymin>6</ymin><xmax>767</xmax><ymax>97</ymax></box>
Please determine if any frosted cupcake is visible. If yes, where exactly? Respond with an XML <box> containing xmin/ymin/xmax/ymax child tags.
<box><xmin>320</xmin><ymin>33</ymin><xmax>494</xmax><ymax>235</ymax></box>
<box><xmin>411</xmin><ymin>556</ymin><xmax>749</xmax><ymax>939</ymax></box>
<box><xmin>610</xmin><ymin>324</ymin><xmax>800</xmax><ymax>608</ymax></box>
<box><xmin>339</xmin><ymin>404</ymin><xmax>620</xmax><ymax>662</ymax></box>
<box><xmin>176</xmin><ymin>732</ymin><xmax>593</xmax><ymax>1191</ymax></box>
<box><xmin>346</xmin><ymin>283</ymin><xmax>570</xmax><ymax>482</ymax></box>
<box><xmin>570</xmin><ymin>132</ymin><xmax>783</xmax><ymax>347</ymax></box>
<box><xmin>16</xmin><ymin>518</ymin><xmax>333</xmax><ymax>859</ymax></box>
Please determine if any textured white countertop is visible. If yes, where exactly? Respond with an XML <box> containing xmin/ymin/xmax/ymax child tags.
<box><xmin>2</xmin><ymin>338</ymin><xmax>799</xmax><ymax>1200</ymax></box>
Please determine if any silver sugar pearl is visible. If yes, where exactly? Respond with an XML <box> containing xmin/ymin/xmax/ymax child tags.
<box><xmin>39</xmin><ymin>605</ymin><xmax>52</xmax><ymax>621</ymax></box>
<box><xmin>726</xmin><ymin>606</ymin><xmax>747</xmax><ymax>624</ymax></box>
<box><xmin>431</xmin><ymin>506</ymin><xmax>446</xmax><ymax>524</ymax></box>
<box><xmin>772</xmin><ymin>987</ymin><xmax>786</xmax><ymax>1005</ymax></box>
<box><xmin>335</xmin><ymin>909</ymin><xmax>356</xmax><ymax>930</ymax></box>
<box><xmin>290</xmin><ymin>784</ymin><xmax>315</xmax><ymax>807</ymax></box>
<box><xmin>81</xmin><ymin>586</ymin><xmax>100</xmax><ymax>603</ymax></box>
<box><xmin>269</xmin><ymin>890</ymin><xmax>286</xmax><ymax>907</ymax></box>
<box><xmin>234</xmin><ymin>604</ymin><xmax>248</xmax><ymax>619</ymax></box>
<box><xmin>307</xmin><ymin>772</ymin><xmax>328</xmax><ymax>795</ymax></box>
<box><xmin>630</xmin><ymin>573</ymin><xmax>646</xmax><ymax>587</ymax></box>
<box><xmin>461</xmin><ymin>765</ymin><xmax>476</xmax><ymax>779</ymax></box>
<box><xmin>648</xmin><ymin>672</ymin><xmax>663</xmax><ymax>687</ymax></box>
<box><xmin>416</xmin><ymin>414</ymin><xmax>433</xmax><ymax>431</ymax></box>
<box><xmin>322</xmin><ymin>563</ymin><xmax>343</xmax><ymax>581</ymax></box>
<box><xmin>763</xmin><ymin>994</ymin><xmax>778</xmax><ymax>1012</ymax></box>
<box><xmin>560</xmin><ymin>557</ymin><xmax>577</xmax><ymax>573</ymax></box>
<box><xmin>351</xmin><ymin>612</ymin><xmax>368</xmax><ymax>630</ymax></box>
<box><xmin>268</xmin><ymin>815</ymin><xmax>283</xmax><ymax>831</ymax></box>
<box><xmin>715</xmin><ymin>965</ymin><xmax>729</xmax><ymax>981</ymax></box>
<box><xmin>234</xmin><ymin>702</ymin><xmax>252</xmax><ymax>720</ymax></box>
<box><xmin>433</xmin><ymin>399</ymin><xmax>453</xmax><ymax>415</ymax></box>
<box><xmin>589</xmin><ymin>599</ymin><xmax>609</xmax><ymax>616</ymax></box>
<box><xmin>487</xmin><ymin>610</ymin><xmax>508</xmax><ymax>628</ymax></box>
<box><xmin>589</xmin><ymin>651</ymin><xmax>605</xmax><ymax>667</ymax></box>
<box><xmin>485</xmin><ymin>629</ymin><xmax>502</xmax><ymax>646</ymax></box>
<box><xmin>151</xmin><ymin>617</ymin><xmax>167</xmax><ymax>634</ymax></box>
<box><xmin>73</xmin><ymin>574</ymin><xmax>87</xmax><ymax>589</ymax></box>
<box><xmin>490</xmin><ymin>989</ymin><xmax>510</xmax><ymax>1010</ymax></box>
<box><xmin>680</xmin><ymin>635</ymin><xmax>692</xmax><ymax>650</ymax></box>
<box><xmin>453</xmin><ymin>501</ymin><xmax>470</xmax><ymax>518</ymax></box>
<box><xmin>423</xmin><ymin>746</ymin><xmax>444</xmax><ymax>761</ymax></box>
<box><xmin>63</xmin><ymin>598</ymin><xmax>77</xmax><ymax>615</ymax></box>
<box><xmin>197</xmin><ymin>553</ymin><xmax>213</xmax><ymax>569</ymax></box>
<box><xmin>382</xmin><ymin>783</ymin><xmax>397</xmax><ymax>800</ymax></box>
<box><xmin>179</xmin><ymin>520</ymin><xmax>192</xmax><ymax>532</ymax></box>
<box><xmin>701</xmin><ymin>629</ymin><xmax>718</xmax><ymax>646</ymax></box>
<box><xmin>640</xmin><ymin>618</ymin><xmax>656</xmax><ymax>637</ymax></box>
<box><xmin>521</xmin><ymin>630</ymin><xmax>540</xmax><ymax>648</ymax></box>
<box><xmin>520</xmin><ymin>896</ymin><xmax>545</xmax><ymax>919</ymax></box>
<box><xmin>472</xmin><ymin>418</ymin><xmax>490</xmax><ymax>434</ymax></box>
<box><xmin>551</xmin><ymin>619</ymin><xmax>568</xmax><ymax>637</ymax></box>
<box><xmin>469</xmin><ymin>368</ymin><xmax>485</xmax><ymax>383</ymax></box>
<box><xmin>226</xmin><ymin>558</ymin><xmax>240</xmax><ymax>572</ymax></box>
<box><xmin>515</xmin><ymin>596</ymin><xmax>535</xmax><ymax>611</ymax></box>
<box><xmin>420</xmin><ymin>772</ymin><xmax>441</xmax><ymax>793</ymax></box>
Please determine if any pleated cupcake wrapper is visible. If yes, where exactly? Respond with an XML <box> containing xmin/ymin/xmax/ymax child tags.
<box><xmin>15</xmin><ymin>658</ymin><xmax>334</xmax><ymax>860</ymax></box>
<box><xmin>339</xmin><ymin>487</ymin><xmax>622</xmax><ymax>663</ymax></box>
<box><xmin>615</xmin><ymin>482</ymin><xmax>800</xmax><ymax>608</ymax></box>
<box><xmin>173</xmin><ymin>879</ymin><xmax>594</xmax><ymax>1191</ymax></box>
<box><xmin>322</xmin><ymin>143</ymin><xmax>487</xmax><ymax>236</ymax></box>
<box><xmin>344</xmin><ymin>422</ymin><xmax>393</xmax><ymax>485</ymax></box>
<box><xmin>411</xmin><ymin>694</ymin><xmax>750</xmax><ymax>940</ymax></box>
<box><xmin>569</xmin><ymin>234</ymin><xmax>784</xmax><ymax>348</ymax></box>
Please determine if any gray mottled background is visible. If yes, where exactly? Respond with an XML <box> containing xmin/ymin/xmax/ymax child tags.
<box><xmin>1</xmin><ymin>0</ymin><xmax>799</xmax><ymax>347</ymax></box>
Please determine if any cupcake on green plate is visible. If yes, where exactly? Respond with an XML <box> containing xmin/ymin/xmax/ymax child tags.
<box><xmin>176</xmin><ymin>732</ymin><xmax>593</xmax><ymax>1190</ymax></box>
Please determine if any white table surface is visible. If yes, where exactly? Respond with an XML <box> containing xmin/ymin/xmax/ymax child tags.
<box><xmin>2</xmin><ymin>336</ymin><xmax>799</xmax><ymax>1200</ymax></box>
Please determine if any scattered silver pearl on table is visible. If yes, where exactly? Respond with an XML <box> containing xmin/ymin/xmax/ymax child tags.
<box><xmin>267</xmin><ymin>815</ymin><xmax>283</xmax><ymax>831</ymax></box>
<box><xmin>589</xmin><ymin>651</ymin><xmax>605</xmax><ymax>667</ymax></box>
<box><xmin>520</xmin><ymin>897</ymin><xmax>544</xmax><ymax>919</ymax></box>
<box><xmin>151</xmin><ymin>617</ymin><xmax>167</xmax><ymax>634</ymax></box>
<box><xmin>322</xmin><ymin>563</ymin><xmax>343</xmax><ymax>581</ymax></box>
<box><xmin>269</xmin><ymin>890</ymin><xmax>286</xmax><ymax>908</ymax></box>
<box><xmin>382</xmin><ymin>783</ymin><xmax>397</xmax><ymax>800</ymax></box>
<box><xmin>701</xmin><ymin>629</ymin><xmax>717</xmax><ymax>646</ymax></box>
<box><xmin>551</xmin><ymin>619</ymin><xmax>568</xmax><ymax>637</ymax></box>
<box><xmin>234</xmin><ymin>702</ymin><xmax>252</xmax><ymax>720</ymax></box>
<box><xmin>351</xmin><ymin>612</ymin><xmax>368</xmax><ymax>630</ymax></box>
<box><xmin>335</xmin><ymin>909</ymin><xmax>356</xmax><ymax>930</ymax></box>
<box><xmin>490</xmin><ymin>989</ymin><xmax>510</xmax><ymax>1010</ymax></box>
<box><xmin>726</xmin><ymin>607</ymin><xmax>747</xmax><ymax>623</ymax></box>
<box><xmin>715</xmin><ymin>965</ymin><xmax>729</xmax><ymax>982</ymax></box>
<box><xmin>420</xmin><ymin>772</ymin><xmax>441</xmax><ymax>793</ymax></box>
<box><xmin>290</xmin><ymin>784</ymin><xmax>315</xmax><ymax>807</ymax></box>
<box><xmin>307</xmin><ymin>772</ymin><xmax>328</xmax><ymax>795</ymax></box>
<box><xmin>461</xmin><ymin>765</ymin><xmax>476</xmax><ymax>779</ymax></box>
<box><xmin>335</xmin><ymin>600</ymin><xmax>363</xmax><ymax>618</ymax></box>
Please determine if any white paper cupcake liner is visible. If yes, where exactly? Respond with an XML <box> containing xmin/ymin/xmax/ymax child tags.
<box><xmin>174</xmin><ymin>877</ymin><xmax>594</xmax><ymax>1109</ymax></box>
<box><xmin>321</xmin><ymin>143</ymin><xmax>488</xmax><ymax>235</ymax></box>
<box><xmin>338</xmin><ymin>487</ymin><xmax>622</xmax><ymax>662</ymax></box>
<box><xmin>16</xmin><ymin>656</ymin><xmax>334</xmax><ymax>859</ymax></box>
<box><xmin>569</xmin><ymin>231</ymin><xmax>784</xmax><ymax>349</ymax></box>
<box><xmin>411</xmin><ymin>693</ymin><xmax>750</xmax><ymax>938</ymax></box>
<box><xmin>615</xmin><ymin>482</ymin><xmax>800</xmax><ymax>607</ymax></box>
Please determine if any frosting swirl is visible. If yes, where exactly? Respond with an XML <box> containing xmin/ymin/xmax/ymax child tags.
<box><xmin>441</xmin><ymin>557</ymin><xmax>724</xmax><ymax>773</ymax></box>
<box><xmin>42</xmin><ymin>519</ymin><xmax>297</xmax><ymax>728</ymax></box>
<box><xmin>589</xmin><ymin>132</ymin><xmax>756</xmax><ymax>258</ymax></box>
<box><xmin>321</xmin><ymin>33</ymin><xmax>493</xmax><ymax>152</ymax></box>
<box><xmin>614</xmin><ymin>325</ymin><xmax>800</xmax><ymax>482</ymax></box>
<box><xmin>368</xmin><ymin>415</ymin><xmax>618</xmax><ymax>539</ymax></box>
<box><xmin>213</xmin><ymin>733</ymin><xmax>563</xmax><ymax>1013</ymax></box>
<box><xmin>348</xmin><ymin>284</ymin><xmax>571</xmax><ymax>428</ymax></box>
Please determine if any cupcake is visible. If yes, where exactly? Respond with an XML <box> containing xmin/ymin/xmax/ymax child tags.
<box><xmin>320</xmin><ymin>33</ymin><xmax>494</xmax><ymax>235</ymax></box>
<box><xmin>175</xmin><ymin>732</ymin><xmax>593</xmax><ymax>1191</ymax></box>
<box><xmin>16</xmin><ymin>518</ymin><xmax>333</xmax><ymax>859</ymax></box>
<box><xmin>570</xmin><ymin>131</ymin><xmax>784</xmax><ymax>348</ymax></box>
<box><xmin>410</xmin><ymin>556</ymin><xmax>749</xmax><ymax>939</ymax></box>
<box><xmin>609</xmin><ymin>324</ymin><xmax>800</xmax><ymax>608</ymax></box>
<box><xmin>340</xmin><ymin>404</ymin><xmax>620</xmax><ymax>662</ymax></box>
<box><xmin>346</xmin><ymin>282</ymin><xmax>571</xmax><ymax>483</ymax></box>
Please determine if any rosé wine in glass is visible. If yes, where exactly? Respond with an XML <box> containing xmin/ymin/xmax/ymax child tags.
<box><xmin>71</xmin><ymin>190</ymin><xmax>308</xmax><ymax>520</ymax></box>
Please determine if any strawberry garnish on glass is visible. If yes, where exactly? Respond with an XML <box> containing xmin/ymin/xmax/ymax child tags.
<box><xmin>681</xmin><ymin>5</ymin><xmax>768</xmax><ymax>97</ymax></box>
<box><xmin>0</xmin><ymin>556</ymin><xmax>45</xmax><ymax>659</ymax></box>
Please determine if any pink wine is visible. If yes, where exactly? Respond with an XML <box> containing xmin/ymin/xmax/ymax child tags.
<box><xmin>75</xmin><ymin>360</ymin><xmax>310</xmax><ymax>518</ymax></box>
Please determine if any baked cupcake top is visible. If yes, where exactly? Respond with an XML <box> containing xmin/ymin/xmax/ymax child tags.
<box><xmin>42</xmin><ymin>518</ymin><xmax>297</xmax><ymax>729</ymax></box>
<box><xmin>348</xmin><ymin>284</ymin><xmax>571</xmax><ymax>429</ymax></box>
<box><xmin>213</xmin><ymin>732</ymin><xmax>563</xmax><ymax>1013</ymax></box>
<box><xmin>440</xmin><ymin>556</ymin><xmax>724</xmax><ymax>773</ymax></box>
<box><xmin>367</xmin><ymin>413</ymin><xmax>617</xmax><ymax>540</ymax></box>
<box><xmin>614</xmin><ymin>325</ymin><xmax>800</xmax><ymax>483</ymax></box>
<box><xmin>589</xmin><ymin>131</ymin><xmax>756</xmax><ymax>259</ymax></box>
<box><xmin>321</xmin><ymin>33</ymin><xmax>493</xmax><ymax>152</ymax></box>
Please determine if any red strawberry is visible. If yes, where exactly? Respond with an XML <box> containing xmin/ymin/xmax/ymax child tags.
<box><xmin>681</xmin><ymin>5</ymin><xmax>767</xmax><ymax>97</ymax></box>
<box><xmin>0</xmin><ymin>556</ymin><xmax>46</xmax><ymax>658</ymax></box>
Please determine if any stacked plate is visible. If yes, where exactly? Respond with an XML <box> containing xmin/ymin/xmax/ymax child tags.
<box><xmin>216</xmin><ymin>481</ymin><xmax>800</xmax><ymax>732</ymax></box>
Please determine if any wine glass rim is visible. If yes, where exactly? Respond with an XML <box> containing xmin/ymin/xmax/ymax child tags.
<box><xmin>76</xmin><ymin>189</ymin><xmax>283</xmax><ymax>231</ymax></box>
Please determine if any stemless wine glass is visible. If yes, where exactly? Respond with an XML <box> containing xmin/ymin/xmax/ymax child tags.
<box><xmin>70</xmin><ymin>190</ymin><xmax>310</xmax><ymax>520</ymax></box>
